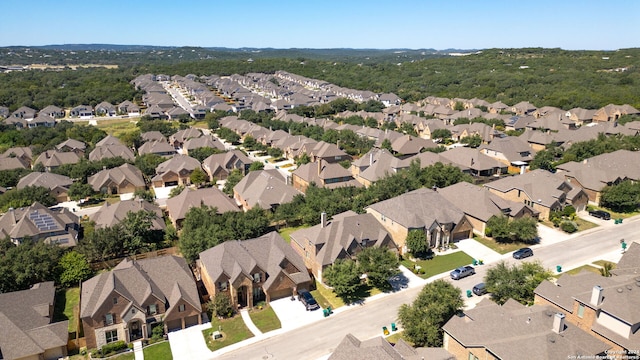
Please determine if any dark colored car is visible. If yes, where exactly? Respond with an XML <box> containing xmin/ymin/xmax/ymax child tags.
<box><xmin>298</xmin><ymin>289</ymin><xmax>320</xmax><ymax>311</ymax></box>
<box><xmin>473</xmin><ymin>283</ymin><xmax>487</xmax><ymax>296</ymax></box>
<box><xmin>589</xmin><ymin>210</ymin><xmax>611</xmax><ymax>220</ymax></box>
<box><xmin>450</xmin><ymin>265</ymin><xmax>475</xmax><ymax>280</ymax></box>
<box><xmin>513</xmin><ymin>247</ymin><xmax>534</xmax><ymax>259</ymax></box>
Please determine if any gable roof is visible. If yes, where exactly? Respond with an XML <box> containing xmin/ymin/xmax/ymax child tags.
<box><xmin>165</xmin><ymin>187</ymin><xmax>239</xmax><ymax>223</ymax></box>
<box><xmin>88</xmin><ymin>163</ymin><xmax>145</xmax><ymax>191</ymax></box>
<box><xmin>479</xmin><ymin>136</ymin><xmax>535</xmax><ymax>163</ymax></box>
<box><xmin>0</xmin><ymin>202</ymin><xmax>79</xmax><ymax>246</ymax></box>
<box><xmin>439</xmin><ymin>147</ymin><xmax>505</xmax><ymax>172</ymax></box>
<box><xmin>233</xmin><ymin>169</ymin><xmax>300</xmax><ymax>210</ymax></box>
<box><xmin>17</xmin><ymin>172</ymin><xmax>73</xmax><ymax>191</ymax></box>
<box><xmin>89</xmin><ymin>144</ymin><xmax>135</xmax><ymax>162</ymax></box>
<box><xmin>293</xmin><ymin>161</ymin><xmax>361</xmax><ymax>189</ymax></box>
<box><xmin>329</xmin><ymin>333</ymin><xmax>454</xmax><ymax>360</ymax></box>
<box><xmin>152</xmin><ymin>154</ymin><xmax>201</xmax><ymax>180</ymax></box>
<box><xmin>80</xmin><ymin>256</ymin><xmax>200</xmax><ymax>319</ymax></box>
<box><xmin>34</xmin><ymin>150</ymin><xmax>82</xmax><ymax>168</ymax></box>
<box><xmin>366</xmin><ymin>187</ymin><xmax>466</xmax><ymax>229</ymax></box>
<box><xmin>138</xmin><ymin>140</ymin><xmax>176</xmax><ymax>156</ymax></box>
<box><xmin>556</xmin><ymin>149</ymin><xmax>640</xmax><ymax>191</ymax></box>
<box><xmin>56</xmin><ymin>138</ymin><xmax>86</xmax><ymax>152</ymax></box>
<box><xmin>90</xmin><ymin>198</ymin><xmax>165</xmax><ymax>230</ymax></box>
<box><xmin>183</xmin><ymin>134</ymin><xmax>225</xmax><ymax>152</ymax></box>
<box><xmin>391</xmin><ymin>135</ymin><xmax>436</xmax><ymax>155</ymax></box>
<box><xmin>202</xmin><ymin>150</ymin><xmax>252</xmax><ymax>175</ymax></box>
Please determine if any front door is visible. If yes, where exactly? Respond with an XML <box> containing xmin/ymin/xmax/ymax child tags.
<box><xmin>237</xmin><ymin>286</ymin><xmax>247</xmax><ymax>308</ymax></box>
<box><xmin>129</xmin><ymin>320</ymin><xmax>143</xmax><ymax>341</ymax></box>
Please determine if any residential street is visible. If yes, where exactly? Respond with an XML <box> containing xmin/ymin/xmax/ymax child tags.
<box><xmin>209</xmin><ymin>217</ymin><xmax>639</xmax><ymax>360</ymax></box>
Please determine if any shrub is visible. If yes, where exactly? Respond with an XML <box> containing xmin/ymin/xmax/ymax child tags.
<box><xmin>208</xmin><ymin>293</ymin><xmax>234</xmax><ymax>319</ymax></box>
<box><xmin>101</xmin><ymin>340</ymin><xmax>127</xmax><ymax>356</ymax></box>
<box><xmin>560</xmin><ymin>221</ymin><xmax>578</xmax><ymax>233</ymax></box>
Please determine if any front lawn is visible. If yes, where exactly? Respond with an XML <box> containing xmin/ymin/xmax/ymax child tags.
<box><xmin>588</xmin><ymin>205</ymin><xmax>638</xmax><ymax>219</ymax></box>
<box><xmin>277</xmin><ymin>225</ymin><xmax>309</xmax><ymax>243</ymax></box>
<box><xmin>248</xmin><ymin>305</ymin><xmax>281</xmax><ymax>333</ymax></box>
<box><xmin>401</xmin><ymin>251</ymin><xmax>475</xmax><ymax>279</ymax></box>
<box><xmin>142</xmin><ymin>341</ymin><xmax>172</xmax><ymax>360</ymax></box>
<box><xmin>53</xmin><ymin>287</ymin><xmax>80</xmax><ymax>334</ymax></box>
<box><xmin>312</xmin><ymin>280</ymin><xmax>382</xmax><ymax>308</ymax></box>
<box><xmin>559</xmin><ymin>264</ymin><xmax>601</xmax><ymax>276</ymax></box>
<box><xmin>203</xmin><ymin>315</ymin><xmax>254</xmax><ymax>352</ymax></box>
<box><xmin>473</xmin><ymin>236</ymin><xmax>529</xmax><ymax>254</ymax></box>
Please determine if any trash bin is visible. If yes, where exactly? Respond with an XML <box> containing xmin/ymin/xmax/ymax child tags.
<box><xmin>478</xmin><ymin>259</ymin><xmax>484</xmax><ymax>265</ymax></box>
<box><xmin>383</xmin><ymin>326</ymin><xmax>389</xmax><ymax>335</ymax></box>
<box><xmin>472</xmin><ymin>259</ymin><xmax>478</xmax><ymax>266</ymax></box>
<box><xmin>466</xmin><ymin>290</ymin><xmax>473</xmax><ymax>298</ymax></box>
<box><xmin>391</xmin><ymin>323</ymin><xmax>397</xmax><ymax>331</ymax></box>
<box><xmin>556</xmin><ymin>265</ymin><xmax>562</xmax><ymax>272</ymax></box>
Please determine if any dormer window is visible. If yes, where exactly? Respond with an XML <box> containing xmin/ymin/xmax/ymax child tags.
<box><xmin>219</xmin><ymin>281</ymin><xmax>228</xmax><ymax>291</ymax></box>
<box><xmin>253</xmin><ymin>273</ymin><xmax>261</xmax><ymax>283</ymax></box>
<box><xmin>147</xmin><ymin>304</ymin><xmax>157</xmax><ymax>315</ymax></box>
<box><xmin>113</xmin><ymin>297</ymin><xmax>118</xmax><ymax>305</ymax></box>
<box><xmin>105</xmin><ymin>313</ymin><xmax>114</xmax><ymax>325</ymax></box>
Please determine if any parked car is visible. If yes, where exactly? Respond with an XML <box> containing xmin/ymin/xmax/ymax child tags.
<box><xmin>589</xmin><ymin>210</ymin><xmax>611</xmax><ymax>220</ymax></box>
<box><xmin>513</xmin><ymin>247</ymin><xmax>534</xmax><ymax>259</ymax></box>
<box><xmin>473</xmin><ymin>283</ymin><xmax>487</xmax><ymax>296</ymax></box>
<box><xmin>298</xmin><ymin>289</ymin><xmax>320</xmax><ymax>311</ymax></box>
<box><xmin>450</xmin><ymin>265</ymin><xmax>475</xmax><ymax>280</ymax></box>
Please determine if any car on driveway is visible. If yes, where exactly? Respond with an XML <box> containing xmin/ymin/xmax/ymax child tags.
<box><xmin>450</xmin><ymin>265</ymin><xmax>475</xmax><ymax>280</ymax></box>
<box><xmin>298</xmin><ymin>289</ymin><xmax>320</xmax><ymax>311</ymax></box>
<box><xmin>513</xmin><ymin>247</ymin><xmax>534</xmax><ymax>259</ymax></box>
<box><xmin>589</xmin><ymin>210</ymin><xmax>611</xmax><ymax>220</ymax></box>
<box><xmin>472</xmin><ymin>283</ymin><xmax>487</xmax><ymax>296</ymax></box>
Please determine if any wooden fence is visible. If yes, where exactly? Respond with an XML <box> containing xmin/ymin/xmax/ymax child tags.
<box><xmin>90</xmin><ymin>247</ymin><xmax>179</xmax><ymax>271</ymax></box>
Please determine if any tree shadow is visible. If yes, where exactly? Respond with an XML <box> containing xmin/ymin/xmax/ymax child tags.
<box><xmin>387</xmin><ymin>272</ymin><xmax>409</xmax><ymax>293</ymax></box>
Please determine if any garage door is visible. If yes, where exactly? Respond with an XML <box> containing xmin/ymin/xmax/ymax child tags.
<box><xmin>452</xmin><ymin>230</ymin><xmax>471</xmax><ymax>241</ymax></box>
<box><xmin>184</xmin><ymin>315</ymin><xmax>199</xmax><ymax>328</ymax></box>
<box><xmin>166</xmin><ymin>319</ymin><xmax>182</xmax><ymax>332</ymax></box>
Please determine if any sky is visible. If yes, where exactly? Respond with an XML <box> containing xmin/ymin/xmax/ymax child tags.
<box><xmin>1</xmin><ymin>0</ymin><xmax>638</xmax><ymax>50</ymax></box>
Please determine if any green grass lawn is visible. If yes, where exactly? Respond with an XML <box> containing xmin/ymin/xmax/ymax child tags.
<box><xmin>142</xmin><ymin>341</ymin><xmax>173</xmax><ymax>360</ymax></box>
<box><xmin>248</xmin><ymin>305</ymin><xmax>281</xmax><ymax>333</ymax></box>
<box><xmin>203</xmin><ymin>315</ymin><xmax>254</xmax><ymax>352</ymax></box>
<box><xmin>561</xmin><ymin>264</ymin><xmax>601</xmax><ymax>276</ymax></box>
<box><xmin>593</xmin><ymin>260</ymin><xmax>616</xmax><ymax>268</ymax></box>
<box><xmin>573</xmin><ymin>217</ymin><xmax>598</xmax><ymax>231</ymax></box>
<box><xmin>473</xmin><ymin>236</ymin><xmax>528</xmax><ymax>254</ymax></box>
<box><xmin>278</xmin><ymin>225</ymin><xmax>309</xmax><ymax>243</ymax></box>
<box><xmin>588</xmin><ymin>206</ymin><xmax>639</xmax><ymax>219</ymax></box>
<box><xmin>401</xmin><ymin>251</ymin><xmax>475</xmax><ymax>279</ymax></box>
<box><xmin>110</xmin><ymin>352</ymin><xmax>134</xmax><ymax>360</ymax></box>
<box><xmin>311</xmin><ymin>280</ymin><xmax>382</xmax><ymax>309</ymax></box>
<box><xmin>96</xmin><ymin>119</ymin><xmax>138</xmax><ymax>138</ymax></box>
<box><xmin>385</xmin><ymin>331</ymin><xmax>411</xmax><ymax>345</ymax></box>
<box><xmin>53</xmin><ymin>287</ymin><xmax>80</xmax><ymax>333</ymax></box>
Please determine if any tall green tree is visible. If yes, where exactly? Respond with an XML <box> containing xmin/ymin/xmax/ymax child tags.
<box><xmin>58</xmin><ymin>251</ymin><xmax>93</xmax><ymax>288</ymax></box>
<box><xmin>406</xmin><ymin>229</ymin><xmax>429</xmax><ymax>257</ymax></box>
<box><xmin>398</xmin><ymin>279</ymin><xmax>463</xmax><ymax>347</ymax></box>
<box><xmin>223</xmin><ymin>169</ymin><xmax>243</xmax><ymax>195</ymax></box>
<box><xmin>356</xmin><ymin>247</ymin><xmax>399</xmax><ymax>290</ymax></box>
<box><xmin>484</xmin><ymin>261</ymin><xmax>552</xmax><ymax>305</ymax></box>
<box><xmin>600</xmin><ymin>180</ymin><xmax>640</xmax><ymax>212</ymax></box>
<box><xmin>323</xmin><ymin>259</ymin><xmax>362</xmax><ymax>303</ymax></box>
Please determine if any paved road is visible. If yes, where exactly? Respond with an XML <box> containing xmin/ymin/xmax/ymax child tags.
<box><xmin>214</xmin><ymin>218</ymin><xmax>640</xmax><ymax>360</ymax></box>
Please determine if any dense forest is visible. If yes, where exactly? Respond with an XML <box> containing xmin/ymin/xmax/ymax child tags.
<box><xmin>1</xmin><ymin>47</ymin><xmax>639</xmax><ymax>111</ymax></box>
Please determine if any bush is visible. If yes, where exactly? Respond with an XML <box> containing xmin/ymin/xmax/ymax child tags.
<box><xmin>101</xmin><ymin>340</ymin><xmax>127</xmax><ymax>356</ymax></box>
<box><xmin>208</xmin><ymin>293</ymin><xmax>234</xmax><ymax>318</ymax></box>
<box><xmin>560</xmin><ymin>221</ymin><xmax>578</xmax><ymax>233</ymax></box>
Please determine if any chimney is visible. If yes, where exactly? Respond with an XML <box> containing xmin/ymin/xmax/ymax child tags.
<box><xmin>552</xmin><ymin>313</ymin><xmax>566</xmax><ymax>334</ymax></box>
<box><xmin>317</xmin><ymin>159</ymin><xmax>322</xmax><ymax>175</ymax></box>
<box><xmin>582</xmin><ymin>158</ymin><xmax>588</xmax><ymax>164</ymax></box>
<box><xmin>321</xmin><ymin>212</ymin><xmax>327</xmax><ymax>228</ymax></box>
<box><xmin>369</xmin><ymin>152</ymin><xmax>374</xmax><ymax>166</ymax></box>
<box><xmin>590</xmin><ymin>285</ymin><xmax>604</xmax><ymax>307</ymax></box>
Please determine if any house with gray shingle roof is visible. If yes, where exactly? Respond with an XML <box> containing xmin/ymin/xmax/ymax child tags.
<box><xmin>555</xmin><ymin>149</ymin><xmax>640</xmax><ymax>204</ymax></box>
<box><xmin>198</xmin><ymin>231</ymin><xmax>312</xmax><ymax>309</ymax></box>
<box><xmin>442</xmin><ymin>298</ymin><xmax>611</xmax><ymax>360</ymax></box>
<box><xmin>182</xmin><ymin>134</ymin><xmax>225</xmax><ymax>155</ymax></box>
<box><xmin>70</xmin><ymin>105</ymin><xmax>94</xmax><ymax>118</ymax></box>
<box><xmin>140</xmin><ymin>131</ymin><xmax>166</xmax><ymax>143</ymax></box>
<box><xmin>439</xmin><ymin>146</ymin><xmax>507</xmax><ymax>177</ymax></box>
<box><xmin>165</xmin><ymin>187</ymin><xmax>239</xmax><ymax>228</ymax></box>
<box><xmin>90</xmin><ymin>197</ymin><xmax>165</xmax><ymax>231</ymax></box>
<box><xmin>56</xmin><ymin>138</ymin><xmax>86</xmax><ymax>154</ymax></box>
<box><xmin>533</xmin><ymin>242</ymin><xmax>640</xmax><ymax>355</ymax></box>
<box><xmin>351</xmin><ymin>148</ymin><xmax>408</xmax><ymax>187</ymax></box>
<box><xmin>95</xmin><ymin>102</ymin><xmax>117</xmax><ymax>117</ymax></box>
<box><xmin>137</xmin><ymin>140</ymin><xmax>176</xmax><ymax>157</ymax></box>
<box><xmin>89</xmin><ymin>135</ymin><xmax>135</xmax><ymax>162</ymax></box>
<box><xmin>88</xmin><ymin>163</ymin><xmax>146</xmax><ymax>195</ymax></box>
<box><xmin>151</xmin><ymin>154</ymin><xmax>201</xmax><ymax>188</ymax></box>
<box><xmin>479</xmin><ymin>136</ymin><xmax>536</xmax><ymax>171</ymax></box>
<box><xmin>233</xmin><ymin>169</ymin><xmax>300</xmax><ymax>211</ymax></box>
<box><xmin>0</xmin><ymin>282</ymin><xmax>69</xmax><ymax>360</ymax></box>
<box><xmin>292</xmin><ymin>160</ymin><xmax>361</xmax><ymax>193</ymax></box>
<box><xmin>202</xmin><ymin>150</ymin><xmax>252</xmax><ymax>181</ymax></box>
<box><xmin>80</xmin><ymin>256</ymin><xmax>202</xmax><ymax>350</ymax></box>
<box><xmin>438</xmin><ymin>182</ymin><xmax>538</xmax><ymax>235</ymax></box>
<box><xmin>0</xmin><ymin>202</ymin><xmax>79</xmax><ymax>247</ymax></box>
<box><xmin>290</xmin><ymin>211</ymin><xmax>396</xmax><ymax>283</ymax></box>
<box><xmin>117</xmin><ymin>100</ymin><xmax>140</xmax><ymax>115</ymax></box>
<box><xmin>17</xmin><ymin>172</ymin><xmax>73</xmax><ymax>203</ymax></box>
<box><xmin>366</xmin><ymin>187</ymin><xmax>473</xmax><ymax>254</ymax></box>
<box><xmin>169</xmin><ymin>128</ymin><xmax>203</xmax><ymax>149</ymax></box>
<box><xmin>34</xmin><ymin>150</ymin><xmax>82</xmax><ymax>171</ymax></box>
<box><xmin>483</xmin><ymin>168</ymin><xmax>588</xmax><ymax>220</ymax></box>
<box><xmin>329</xmin><ymin>333</ymin><xmax>454</xmax><ymax>360</ymax></box>
<box><xmin>391</xmin><ymin>135</ymin><xmax>437</xmax><ymax>156</ymax></box>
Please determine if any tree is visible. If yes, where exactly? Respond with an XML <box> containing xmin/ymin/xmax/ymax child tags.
<box><xmin>208</xmin><ymin>293</ymin><xmax>234</xmax><ymax>318</ymax></box>
<box><xmin>249</xmin><ymin>161</ymin><xmax>264</xmax><ymax>172</ymax></box>
<box><xmin>599</xmin><ymin>261</ymin><xmax>614</xmax><ymax>277</ymax></box>
<box><xmin>190</xmin><ymin>167</ymin><xmax>208</xmax><ymax>186</ymax></box>
<box><xmin>398</xmin><ymin>279</ymin><xmax>463</xmax><ymax>347</ymax></box>
<box><xmin>0</xmin><ymin>186</ymin><xmax>56</xmax><ymax>212</ymax></box>
<box><xmin>168</xmin><ymin>185</ymin><xmax>185</xmax><ymax>198</ymax></box>
<box><xmin>58</xmin><ymin>251</ymin><xmax>93</xmax><ymax>287</ymax></box>
<box><xmin>295</xmin><ymin>153</ymin><xmax>311</xmax><ymax>166</ymax></box>
<box><xmin>189</xmin><ymin>147</ymin><xmax>222</xmax><ymax>162</ymax></box>
<box><xmin>242</xmin><ymin>136</ymin><xmax>258</xmax><ymax>150</ymax></box>
<box><xmin>600</xmin><ymin>180</ymin><xmax>640</xmax><ymax>213</ymax></box>
<box><xmin>0</xmin><ymin>238</ymin><xmax>63</xmax><ymax>293</ymax></box>
<box><xmin>484</xmin><ymin>261</ymin><xmax>552</xmax><ymax>305</ymax></box>
<box><xmin>133</xmin><ymin>189</ymin><xmax>155</xmax><ymax>203</ymax></box>
<box><xmin>67</xmin><ymin>182</ymin><xmax>95</xmax><ymax>201</ymax></box>
<box><xmin>380</xmin><ymin>138</ymin><xmax>393</xmax><ymax>152</ymax></box>
<box><xmin>356</xmin><ymin>247</ymin><xmax>399</xmax><ymax>290</ymax></box>
<box><xmin>460</xmin><ymin>134</ymin><xmax>482</xmax><ymax>148</ymax></box>
<box><xmin>323</xmin><ymin>259</ymin><xmax>362</xmax><ymax>302</ymax></box>
<box><xmin>430</xmin><ymin>129</ymin><xmax>452</xmax><ymax>142</ymax></box>
<box><xmin>223</xmin><ymin>169</ymin><xmax>243</xmax><ymax>195</ymax></box>
<box><xmin>267</xmin><ymin>147</ymin><xmax>283</xmax><ymax>159</ymax></box>
<box><xmin>135</xmin><ymin>154</ymin><xmax>165</xmax><ymax>177</ymax></box>
<box><xmin>405</xmin><ymin>229</ymin><xmax>429</xmax><ymax>257</ymax></box>
<box><xmin>509</xmin><ymin>217</ymin><xmax>539</xmax><ymax>243</ymax></box>
<box><xmin>529</xmin><ymin>149</ymin><xmax>556</xmax><ymax>171</ymax></box>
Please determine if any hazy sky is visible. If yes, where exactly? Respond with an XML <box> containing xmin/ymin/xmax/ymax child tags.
<box><xmin>1</xmin><ymin>0</ymin><xmax>637</xmax><ymax>50</ymax></box>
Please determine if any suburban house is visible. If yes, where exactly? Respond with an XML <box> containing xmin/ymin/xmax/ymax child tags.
<box><xmin>40</xmin><ymin>105</ymin><xmax>66</xmax><ymax>118</ymax></box>
<box><xmin>140</xmin><ymin>131</ymin><xmax>167</xmax><ymax>143</ymax></box>
<box><xmin>555</xmin><ymin>150</ymin><xmax>640</xmax><ymax>204</ymax></box>
<box><xmin>0</xmin><ymin>202</ymin><xmax>80</xmax><ymax>247</ymax></box>
<box><xmin>70</xmin><ymin>105</ymin><xmax>94</xmax><ymax>118</ymax></box>
<box><xmin>165</xmin><ymin>187</ymin><xmax>239</xmax><ymax>228</ymax></box>
<box><xmin>366</xmin><ymin>187</ymin><xmax>474</xmax><ymax>254</ymax></box>
<box><xmin>117</xmin><ymin>100</ymin><xmax>140</xmax><ymax>116</ymax></box>
<box><xmin>483</xmin><ymin>169</ymin><xmax>589</xmax><ymax>220</ymax></box>
<box><xmin>81</xmin><ymin>256</ymin><xmax>202</xmax><ymax>350</ymax></box>
<box><xmin>17</xmin><ymin>172</ymin><xmax>73</xmax><ymax>203</ymax></box>
<box><xmin>534</xmin><ymin>242</ymin><xmax>640</xmax><ymax>357</ymax></box>
<box><xmin>182</xmin><ymin>134</ymin><xmax>226</xmax><ymax>155</ymax></box>
<box><xmin>351</xmin><ymin>149</ymin><xmax>408</xmax><ymax>187</ymax></box>
<box><xmin>202</xmin><ymin>150</ymin><xmax>252</xmax><ymax>181</ymax></box>
<box><xmin>169</xmin><ymin>128</ymin><xmax>203</xmax><ymax>149</ymax></box>
<box><xmin>0</xmin><ymin>282</ymin><xmax>69</xmax><ymax>360</ymax></box>
<box><xmin>137</xmin><ymin>140</ymin><xmax>176</xmax><ymax>157</ymax></box>
<box><xmin>307</xmin><ymin>141</ymin><xmax>351</xmax><ymax>163</ymax></box>
<box><xmin>292</xmin><ymin>160</ymin><xmax>361</xmax><ymax>193</ymax></box>
<box><xmin>290</xmin><ymin>211</ymin><xmax>397</xmax><ymax>283</ymax></box>
<box><xmin>438</xmin><ymin>182</ymin><xmax>538</xmax><ymax>235</ymax></box>
<box><xmin>442</xmin><ymin>298</ymin><xmax>611</xmax><ymax>360</ymax></box>
<box><xmin>0</xmin><ymin>155</ymin><xmax>30</xmax><ymax>171</ymax></box>
<box><xmin>592</xmin><ymin>104</ymin><xmax>639</xmax><ymax>122</ymax></box>
<box><xmin>34</xmin><ymin>150</ymin><xmax>82</xmax><ymax>171</ymax></box>
<box><xmin>89</xmin><ymin>135</ymin><xmax>135</xmax><ymax>162</ymax></box>
<box><xmin>233</xmin><ymin>169</ymin><xmax>300</xmax><ymax>211</ymax></box>
<box><xmin>197</xmin><ymin>231</ymin><xmax>312</xmax><ymax>308</ymax></box>
<box><xmin>88</xmin><ymin>163</ymin><xmax>146</xmax><ymax>196</ymax></box>
<box><xmin>151</xmin><ymin>154</ymin><xmax>202</xmax><ymax>188</ymax></box>
<box><xmin>329</xmin><ymin>333</ymin><xmax>454</xmax><ymax>360</ymax></box>
<box><xmin>90</xmin><ymin>198</ymin><xmax>166</xmax><ymax>231</ymax></box>
<box><xmin>438</xmin><ymin>147</ymin><xmax>508</xmax><ymax>177</ymax></box>
<box><xmin>95</xmin><ymin>102</ymin><xmax>117</xmax><ymax>116</ymax></box>
<box><xmin>56</xmin><ymin>138</ymin><xmax>87</xmax><ymax>154</ymax></box>
<box><xmin>479</xmin><ymin>136</ymin><xmax>536</xmax><ymax>173</ymax></box>
<box><xmin>10</xmin><ymin>106</ymin><xmax>37</xmax><ymax>120</ymax></box>
<box><xmin>2</xmin><ymin>146</ymin><xmax>33</xmax><ymax>164</ymax></box>
<box><xmin>391</xmin><ymin>135</ymin><xmax>437</xmax><ymax>156</ymax></box>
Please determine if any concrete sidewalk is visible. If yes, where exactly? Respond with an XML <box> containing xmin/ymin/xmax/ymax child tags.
<box><xmin>455</xmin><ymin>238</ymin><xmax>502</xmax><ymax>263</ymax></box>
<box><xmin>239</xmin><ymin>309</ymin><xmax>262</xmax><ymax>336</ymax></box>
<box><xmin>133</xmin><ymin>341</ymin><xmax>143</xmax><ymax>360</ymax></box>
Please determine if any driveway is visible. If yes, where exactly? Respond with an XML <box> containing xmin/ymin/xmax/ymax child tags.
<box><xmin>167</xmin><ymin>322</ymin><xmax>212</xmax><ymax>360</ymax></box>
<box><xmin>455</xmin><ymin>238</ymin><xmax>502</xmax><ymax>263</ymax></box>
<box><xmin>270</xmin><ymin>296</ymin><xmax>325</xmax><ymax>331</ymax></box>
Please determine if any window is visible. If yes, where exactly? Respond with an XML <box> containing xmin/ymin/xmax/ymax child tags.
<box><xmin>131</xmin><ymin>308</ymin><xmax>136</xmax><ymax>315</ymax></box>
<box><xmin>113</xmin><ymin>297</ymin><xmax>118</xmax><ymax>305</ymax></box>
<box><xmin>105</xmin><ymin>313</ymin><xmax>114</xmax><ymax>325</ymax></box>
<box><xmin>468</xmin><ymin>353</ymin><xmax>479</xmax><ymax>360</ymax></box>
<box><xmin>578</xmin><ymin>304</ymin><xmax>585</xmax><ymax>318</ymax></box>
<box><xmin>147</xmin><ymin>304</ymin><xmax>157</xmax><ymax>315</ymax></box>
<box><xmin>178</xmin><ymin>304</ymin><xmax>186</xmax><ymax>312</ymax></box>
<box><xmin>219</xmin><ymin>281</ymin><xmax>228</xmax><ymax>291</ymax></box>
<box><xmin>253</xmin><ymin>273</ymin><xmax>261</xmax><ymax>283</ymax></box>
<box><xmin>105</xmin><ymin>330</ymin><xmax>118</xmax><ymax>343</ymax></box>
